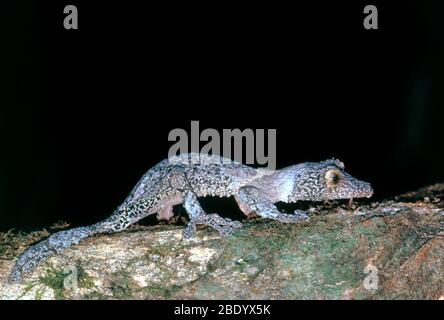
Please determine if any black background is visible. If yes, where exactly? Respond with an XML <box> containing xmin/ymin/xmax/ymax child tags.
<box><xmin>2</xmin><ymin>1</ymin><xmax>444</xmax><ymax>231</ymax></box>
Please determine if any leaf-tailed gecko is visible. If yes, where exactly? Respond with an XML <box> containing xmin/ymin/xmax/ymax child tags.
<box><xmin>9</xmin><ymin>153</ymin><xmax>373</xmax><ymax>282</ymax></box>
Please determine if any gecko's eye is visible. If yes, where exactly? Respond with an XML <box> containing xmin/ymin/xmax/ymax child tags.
<box><xmin>325</xmin><ymin>169</ymin><xmax>341</xmax><ymax>187</ymax></box>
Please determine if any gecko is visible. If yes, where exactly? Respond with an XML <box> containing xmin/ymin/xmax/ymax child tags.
<box><xmin>9</xmin><ymin>153</ymin><xmax>373</xmax><ymax>282</ymax></box>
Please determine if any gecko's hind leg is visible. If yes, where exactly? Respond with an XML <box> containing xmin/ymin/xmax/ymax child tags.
<box><xmin>182</xmin><ymin>191</ymin><xmax>243</xmax><ymax>239</ymax></box>
<box><xmin>237</xmin><ymin>186</ymin><xmax>310</xmax><ymax>223</ymax></box>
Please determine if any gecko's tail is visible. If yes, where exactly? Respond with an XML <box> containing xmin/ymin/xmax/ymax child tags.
<box><xmin>9</xmin><ymin>206</ymin><xmax>137</xmax><ymax>283</ymax></box>
<box><xmin>8</xmin><ymin>225</ymin><xmax>98</xmax><ymax>283</ymax></box>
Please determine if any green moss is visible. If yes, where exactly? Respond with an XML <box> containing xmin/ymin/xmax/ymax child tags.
<box><xmin>39</xmin><ymin>266</ymin><xmax>68</xmax><ymax>300</ymax></box>
<box><xmin>109</xmin><ymin>270</ymin><xmax>136</xmax><ymax>299</ymax></box>
<box><xmin>16</xmin><ymin>280</ymin><xmax>39</xmax><ymax>300</ymax></box>
<box><xmin>195</xmin><ymin>282</ymin><xmax>232</xmax><ymax>299</ymax></box>
<box><xmin>271</xmin><ymin>219</ymin><xmax>368</xmax><ymax>299</ymax></box>
<box><xmin>31</xmin><ymin>263</ymin><xmax>96</xmax><ymax>299</ymax></box>
<box><xmin>144</xmin><ymin>283</ymin><xmax>181</xmax><ymax>299</ymax></box>
<box><xmin>77</xmin><ymin>265</ymin><xmax>96</xmax><ymax>289</ymax></box>
<box><xmin>353</xmin><ymin>217</ymin><xmax>389</xmax><ymax>238</ymax></box>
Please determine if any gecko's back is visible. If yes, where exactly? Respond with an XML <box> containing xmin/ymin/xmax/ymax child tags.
<box><xmin>122</xmin><ymin>153</ymin><xmax>261</xmax><ymax>205</ymax></box>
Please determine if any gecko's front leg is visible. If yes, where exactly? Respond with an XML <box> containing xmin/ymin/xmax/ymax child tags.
<box><xmin>237</xmin><ymin>186</ymin><xmax>310</xmax><ymax>223</ymax></box>
<box><xmin>182</xmin><ymin>191</ymin><xmax>243</xmax><ymax>239</ymax></box>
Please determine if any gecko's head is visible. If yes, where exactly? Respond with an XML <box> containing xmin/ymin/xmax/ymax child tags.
<box><xmin>288</xmin><ymin>159</ymin><xmax>373</xmax><ymax>202</ymax></box>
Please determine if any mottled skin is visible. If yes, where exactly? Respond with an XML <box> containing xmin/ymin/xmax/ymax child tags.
<box><xmin>9</xmin><ymin>153</ymin><xmax>373</xmax><ymax>282</ymax></box>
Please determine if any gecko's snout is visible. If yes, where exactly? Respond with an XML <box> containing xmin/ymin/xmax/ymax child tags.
<box><xmin>364</xmin><ymin>183</ymin><xmax>374</xmax><ymax>198</ymax></box>
<box><xmin>355</xmin><ymin>179</ymin><xmax>373</xmax><ymax>199</ymax></box>
<box><xmin>342</xmin><ymin>174</ymin><xmax>374</xmax><ymax>200</ymax></box>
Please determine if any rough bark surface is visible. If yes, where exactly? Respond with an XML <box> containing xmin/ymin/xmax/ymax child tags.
<box><xmin>1</xmin><ymin>184</ymin><xmax>443</xmax><ymax>300</ymax></box>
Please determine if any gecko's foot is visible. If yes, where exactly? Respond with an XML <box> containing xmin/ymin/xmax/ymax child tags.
<box><xmin>8</xmin><ymin>227</ymin><xmax>93</xmax><ymax>283</ymax></box>
<box><xmin>293</xmin><ymin>210</ymin><xmax>310</xmax><ymax>221</ymax></box>
<box><xmin>205</xmin><ymin>214</ymin><xmax>243</xmax><ymax>237</ymax></box>
<box><xmin>182</xmin><ymin>213</ymin><xmax>243</xmax><ymax>239</ymax></box>
<box><xmin>273</xmin><ymin>210</ymin><xmax>310</xmax><ymax>223</ymax></box>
